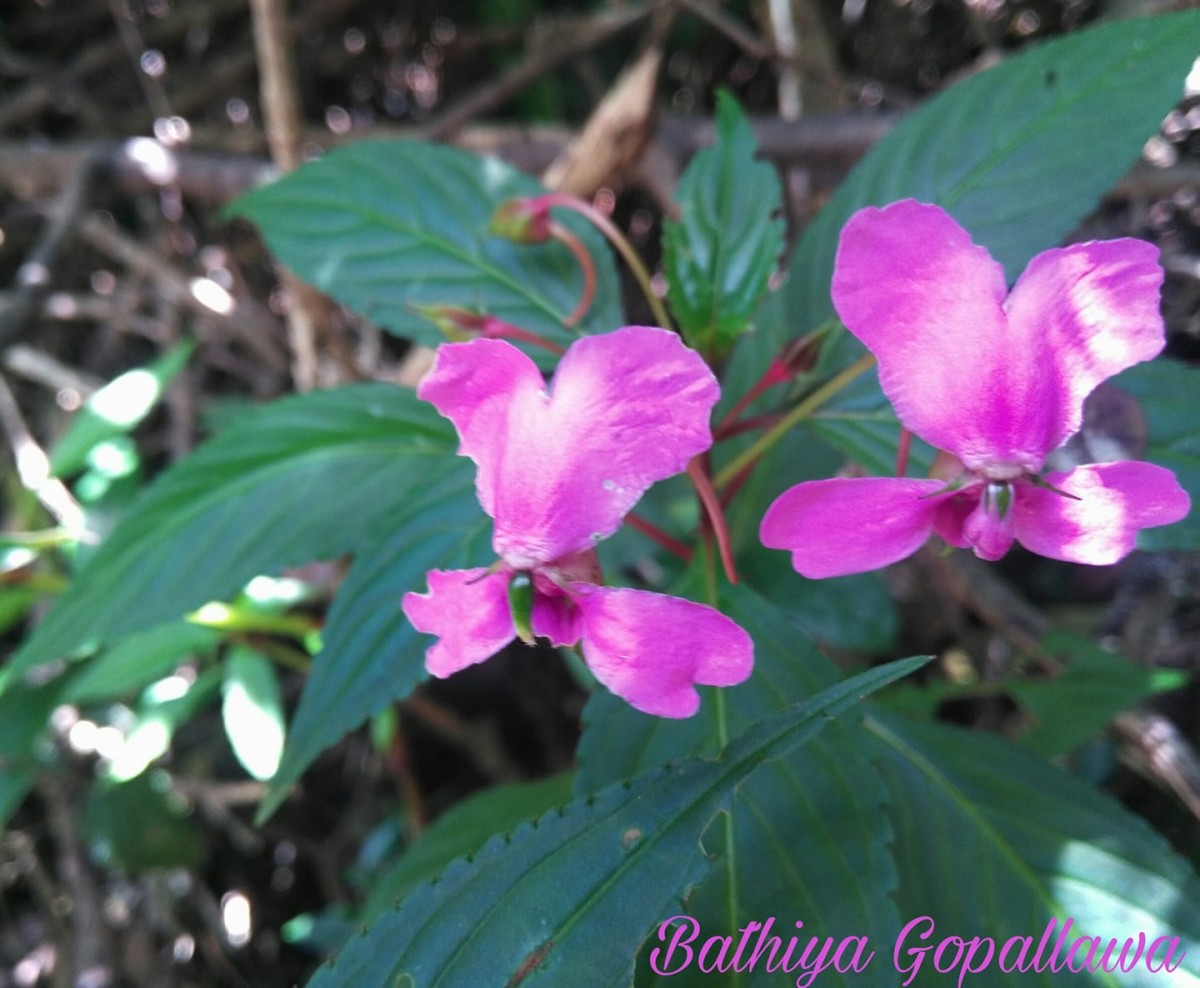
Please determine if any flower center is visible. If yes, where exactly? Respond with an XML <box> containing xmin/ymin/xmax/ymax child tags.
<box><xmin>980</xmin><ymin>481</ymin><xmax>1014</xmax><ymax>521</ymax></box>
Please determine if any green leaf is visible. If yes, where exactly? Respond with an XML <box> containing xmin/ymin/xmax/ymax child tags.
<box><xmin>0</xmin><ymin>677</ymin><xmax>64</xmax><ymax>828</ymax></box>
<box><xmin>577</xmin><ymin>583</ymin><xmax>903</xmax><ymax>987</ymax></box>
<box><xmin>770</xmin><ymin>11</ymin><xmax>1200</xmax><ymax>340</ymax></box>
<box><xmin>1110</xmin><ymin>359</ymin><xmax>1200</xmax><ymax>551</ymax></box>
<box><xmin>305</xmin><ymin>657</ymin><xmax>927</xmax><ymax>988</ymax></box>
<box><xmin>229</xmin><ymin>141</ymin><xmax>622</xmax><ymax>358</ymax></box>
<box><xmin>1012</xmin><ymin>634</ymin><xmax>1187</xmax><ymax>756</ymax></box>
<box><xmin>362</xmin><ymin>772</ymin><xmax>575</xmax><ymax>921</ymax></box>
<box><xmin>868</xmin><ymin>712</ymin><xmax>1200</xmax><ymax>987</ymax></box>
<box><xmin>260</xmin><ymin>460</ymin><xmax>490</xmax><ymax>822</ymax></box>
<box><xmin>741</xmin><ymin>549</ymin><xmax>898</xmax><ymax>653</ymax></box>
<box><xmin>222</xmin><ymin>646</ymin><xmax>287</xmax><ymax>781</ymax></box>
<box><xmin>6</xmin><ymin>384</ymin><xmax>458</xmax><ymax>689</ymax></box>
<box><xmin>0</xmin><ymin>769</ymin><xmax>35</xmax><ymax>829</ymax></box>
<box><xmin>62</xmin><ymin>621</ymin><xmax>221</xmax><ymax>705</ymax></box>
<box><xmin>663</xmin><ymin>91</ymin><xmax>784</xmax><ymax>359</ymax></box>
<box><xmin>879</xmin><ymin>634</ymin><xmax>1187</xmax><ymax>757</ymax></box>
<box><xmin>50</xmin><ymin>340</ymin><xmax>195</xmax><ymax>477</ymax></box>
<box><xmin>0</xmin><ymin>586</ymin><xmax>39</xmax><ymax>638</ymax></box>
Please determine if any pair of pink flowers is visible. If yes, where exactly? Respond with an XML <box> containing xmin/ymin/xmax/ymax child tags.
<box><xmin>404</xmin><ymin>200</ymin><xmax>1189</xmax><ymax>718</ymax></box>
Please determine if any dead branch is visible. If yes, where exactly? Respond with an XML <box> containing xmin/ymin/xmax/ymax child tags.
<box><xmin>250</xmin><ymin>0</ymin><xmax>324</xmax><ymax>390</ymax></box>
<box><xmin>0</xmin><ymin>374</ymin><xmax>87</xmax><ymax>535</ymax></box>
<box><xmin>542</xmin><ymin>45</ymin><xmax>664</xmax><ymax>197</ymax></box>
<box><xmin>422</xmin><ymin>1</ymin><xmax>663</xmax><ymax>140</ymax></box>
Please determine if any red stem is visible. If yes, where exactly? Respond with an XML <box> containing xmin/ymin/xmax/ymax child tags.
<box><xmin>626</xmin><ymin>512</ymin><xmax>693</xmax><ymax>563</ymax></box>
<box><xmin>687</xmin><ymin>457</ymin><xmax>738</xmax><ymax>584</ymax></box>
<box><xmin>547</xmin><ymin>220</ymin><xmax>596</xmax><ymax>328</ymax></box>
<box><xmin>716</xmin><ymin>357</ymin><xmax>791</xmax><ymax>435</ymax></box>
<box><xmin>484</xmin><ymin>318</ymin><xmax>566</xmax><ymax>356</ymax></box>
<box><xmin>896</xmin><ymin>426</ymin><xmax>912</xmax><ymax>477</ymax></box>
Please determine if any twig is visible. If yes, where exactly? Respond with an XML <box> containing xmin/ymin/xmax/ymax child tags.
<box><xmin>0</xmin><ymin>148</ymin><xmax>103</xmax><ymax>350</ymax></box>
<box><xmin>0</xmin><ymin>114</ymin><xmax>899</xmax><ymax>202</ymax></box>
<box><xmin>2</xmin><ymin>344</ymin><xmax>103</xmax><ymax>397</ymax></box>
<box><xmin>914</xmin><ymin>547</ymin><xmax>1049</xmax><ymax>658</ymax></box>
<box><xmin>0</xmin><ymin>374</ymin><xmax>88</xmax><ymax>537</ymax></box>
<box><xmin>675</xmin><ymin>0</ymin><xmax>772</xmax><ymax>60</ymax></box>
<box><xmin>40</xmin><ymin>775</ymin><xmax>114</xmax><ymax>988</ymax></box>
<box><xmin>0</xmin><ymin>0</ymin><xmax>247</xmax><ymax>132</ymax></box>
<box><xmin>402</xmin><ymin>693</ymin><xmax>521</xmax><ymax>783</ymax></box>
<box><xmin>104</xmin><ymin>0</ymin><xmax>175</xmax><ymax>123</ymax></box>
<box><xmin>1114</xmin><ymin>710</ymin><xmax>1200</xmax><ymax>822</ymax></box>
<box><xmin>248</xmin><ymin>0</ymin><xmax>304</xmax><ymax>172</ymax></box>
<box><xmin>422</xmin><ymin>2</ymin><xmax>661</xmax><ymax>139</ymax></box>
<box><xmin>78</xmin><ymin>214</ymin><xmax>287</xmax><ymax>373</ymax></box>
<box><xmin>250</xmin><ymin>0</ymin><xmax>329</xmax><ymax>390</ymax></box>
<box><xmin>767</xmin><ymin>0</ymin><xmax>802</xmax><ymax>118</ymax></box>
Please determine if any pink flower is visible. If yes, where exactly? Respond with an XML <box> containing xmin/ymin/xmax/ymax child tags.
<box><xmin>402</xmin><ymin>326</ymin><xmax>753</xmax><ymax>718</ymax></box>
<box><xmin>761</xmin><ymin>200</ymin><xmax>1190</xmax><ymax>578</ymax></box>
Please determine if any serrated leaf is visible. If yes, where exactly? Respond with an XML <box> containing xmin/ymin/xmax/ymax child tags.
<box><xmin>769</xmin><ymin>11</ymin><xmax>1200</xmax><ymax>340</ymax></box>
<box><xmin>222</xmin><ymin>646</ymin><xmax>286</xmax><ymax>781</ymax></box>
<box><xmin>362</xmin><ymin>773</ymin><xmax>576</xmax><ymax>920</ymax></box>
<box><xmin>6</xmin><ymin>384</ymin><xmax>458</xmax><ymax>689</ymax></box>
<box><xmin>663</xmin><ymin>92</ymin><xmax>784</xmax><ymax>359</ymax></box>
<box><xmin>1110</xmin><ymin>359</ymin><xmax>1200</xmax><ymax>551</ymax></box>
<box><xmin>577</xmin><ymin>583</ymin><xmax>901</xmax><ymax>987</ymax></box>
<box><xmin>742</xmin><ymin>11</ymin><xmax>1200</xmax><ymax>475</ymax></box>
<box><xmin>50</xmin><ymin>340</ymin><xmax>195</xmax><ymax>477</ymax></box>
<box><xmin>306</xmin><ymin>657</ymin><xmax>927</xmax><ymax>988</ymax></box>
<box><xmin>260</xmin><ymin>460</ymin><xmax>490</xmax><ymax>821</ymax></box>
<box><xmin>868</xmin><ymin>712</ymin><xmax>1200</xmax><ymax>987</ymax></box>
<box><xmin>229</xmin><ymin>141</ymin><xmax>622</xmax><ymax>358</ymax></box>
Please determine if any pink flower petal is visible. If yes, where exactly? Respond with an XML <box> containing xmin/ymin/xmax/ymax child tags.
<box><xmin>1014</xmin><ymin>462</ymin><xmax>1190</xmax><ymax>565</ymax></box>
<box><xmin>419</xmin><ymin>328</ymin><xmax>719</xmax><ymax>567</ymax></box>
<box><xmin>573</xmin><ymin>586</ymin><xmax>753</xmax><ymax>718</ymax></box>
<box><xmin>760</xmin><ymin>476</ymin><xmax>950</xmax><ymax>578</ymax></box>
<box><xmin>930</xmin><ymin>490</ymin><xmax>977</xmax><ymax>549</ymax></box>
<box><xmin>1003</xmin><ymin>239</ymin><xmax>1165</xmax><ymax>456</ymax></box>
<box><xmin>530</xmin><ymin>591</ymin><xmax>582</xmax><ymax>647</ymax></box>
<box><xmin>832</xmin><ymin>201</ymin><xmax>1044</xmax><ymax>472</ymax></box>
<box><xmin>402</xmin><ymin>568</ymin><xmax>513</xmax><ymax>677</ymax></box>
<box><xmin>960</xmin><ymin>485</ymin><xmax>1017</xmax><ymax>561</ymax></box>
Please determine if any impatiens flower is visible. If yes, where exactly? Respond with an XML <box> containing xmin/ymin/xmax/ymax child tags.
<box><xmin>402</xmin><ymin>326</ymin><xmax>753</xmax><ymax>718</ymax></box>
<box><xmin>760</xmin><ymin>200</ymin><xmax>1190</xmax><ymax>578</ymax></box>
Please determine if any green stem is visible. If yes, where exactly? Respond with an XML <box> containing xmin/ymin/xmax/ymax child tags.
<box><xmin>700</xmin><ymin>540</ymin><xmax>739</xmax><ymax>979</ymax></box>
<box><xmin>187</xmin><ymin>602</ymin><xmax>317</xmax><ymax>640</ymax></box>
<box><xmin>535</xmin><ymin>194</ymin><xmax>674</xmax><ymax>330</ymax></box>
<box><xmin>713</xmin><ymin>353</ymin><xmax>876</xmax><ymax>490</ymax></box>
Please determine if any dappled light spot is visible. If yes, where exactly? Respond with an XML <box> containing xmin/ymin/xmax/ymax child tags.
<box><xmin>122</xmin><ymin>136</ymin><xmax>178</xmax><ymax>185</ymax></box>
<box><xmin>189</xmin><ymin>276</ymin><xmax>235</xmax><ymax>315</ymax></box>
<box><xmin>222</xmin><ymin>892</ymin><xmax>253</xmax><ymax>948</ymax></box>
